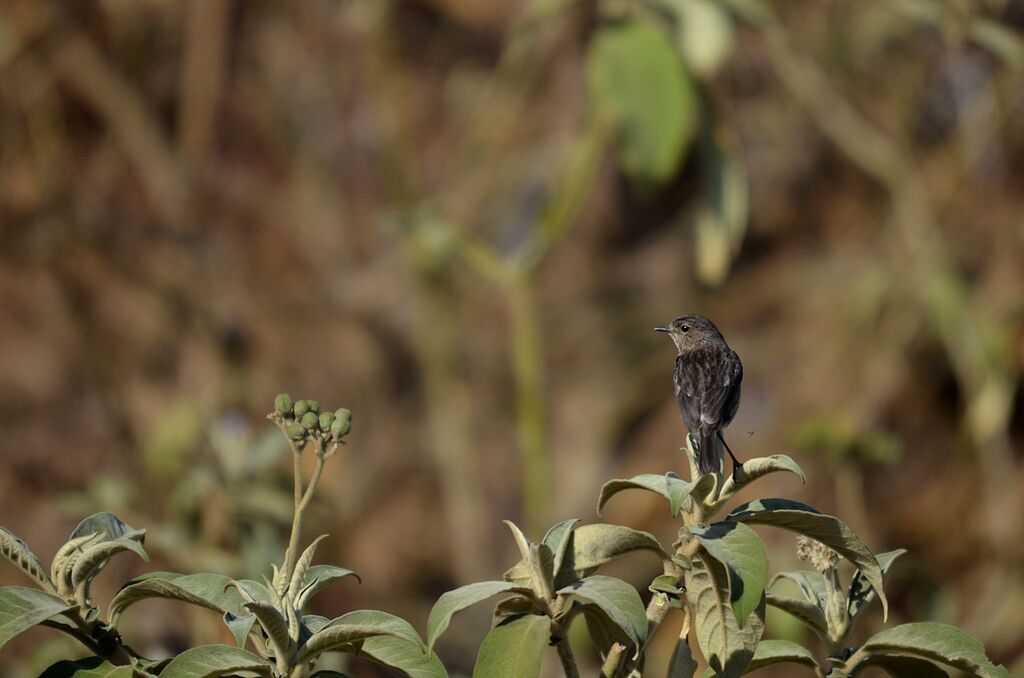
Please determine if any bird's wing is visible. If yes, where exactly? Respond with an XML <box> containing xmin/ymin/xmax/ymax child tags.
<box><xmin>676</xmin><ymin>348</ymin><xmax>742</xmax><ymax>430</ymax></box>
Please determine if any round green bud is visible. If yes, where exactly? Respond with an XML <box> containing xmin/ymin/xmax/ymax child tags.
<box><xmin>274</xmin><ymin>393</ymin><xmax>294</xmax><ymax>417</ymax></box>
<box><xmin>285</xmin><ymin>421</ymin><xmax>306</xmax><ymax>441</ymax></box>
<box><xmin>294</xmin><ymin>400</ymin><xmax>310</xmax><ymax>418</ymax></box>
<box><xmin>319</xmin><ymin>412</ymin><xmax>335</xmax><ymax>432</ymax></box>
<box><xmin>301</xmin><ymin>411</ymin><xmax>319</xmax><ymax>430</ymax></box>
<box><xmin>331</xmin><ymin>408</ymin><xmax>352</xmax><ymax>439</ymax></box>
<box><xmin>307</xmin><ymin>400</ymin><xmax>320</xmax><ymax>415</ymax></box>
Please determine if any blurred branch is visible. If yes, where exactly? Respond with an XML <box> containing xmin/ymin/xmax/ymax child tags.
<box><xmin>179</xmin><ymin>0</ymin><xmax>231</xmax><ymax>165</ymax></box>
<box><xmin>734</xmin><ymin>0</ymin><xmax>1021</xmax><ymax>559</ymax></box>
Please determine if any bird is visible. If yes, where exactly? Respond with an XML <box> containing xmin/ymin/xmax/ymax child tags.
<box><xmin>655</xmin><ymin>315</ymin><xmax>743</xmax><ymax>476</ymax></box>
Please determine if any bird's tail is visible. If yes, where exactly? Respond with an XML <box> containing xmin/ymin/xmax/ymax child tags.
<box><xmin>697</xmin><ymin>431</ymin><xmax>720</xmax><ymax>475</ymax></box>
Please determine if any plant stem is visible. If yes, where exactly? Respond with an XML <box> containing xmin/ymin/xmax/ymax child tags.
<box><xmin>554</xmin><ymin>634</ymin><xmax>580</xmax><ymax>678</ymax></box>
<box><xmin>283</xmin><ymin>440</ymin><xmax>328</xmax><ymax>582</ymax></box>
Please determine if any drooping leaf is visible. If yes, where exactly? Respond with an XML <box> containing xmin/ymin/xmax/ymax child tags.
<box><xmin>51</xmin><ymin>533</ymin><xmax>104</xmax><ymax>596</ymax></box>
<box><xmin>0</xmin><ymin>587</ymin><xmax>75</xmax><ymax>651</ymax></box>
<box><xmin>541</xmin><ymin>518</ymin><xmax>580</xmax><ymax>582</ymax></box>
<box><xmin>856</xmin><ymin>623</ymin><xmax>1008</xmax><ymax>678</ymax></box>
<box><xmin>597</xmin><ymin>473</ymin><xmax>703</xmax><ymax>517</ymax></box>
<box><xmin>727</xmin><ymin>499</ymin><xmax>888</xmax><ymax>619</ymax></box>
<box><xmin>69</xmin><ymin>513</ymin><xmax>136</xmax><ymax>543</ymax></box>
<box><xmin>295</xmin><ymin>564</ymin><xmax>361</xmax><ymax>610</ymax></box>
<box><xmin>587</xmin><ymin>16</ymin><xmax>698</xmax><ymax>185</ymax></box>
<box><xmin>223</xmin><ymin>611</ymin><xmax>256</xmax><ymax>648</ymax></box>
<box><xmin>717</xmin><ymin>455</ymin><xmax>805</xmax><ymax>502</ymax></box>
<box><xmin>743</xmin><ymin>639</ymin><xmax>819</xmax><ymax>674</ymax></box>
<box><xmin>768</xmin><ymin>570</ymin><xmax>828</xmax><ymax>606</ymax></box>
<box><xmin>557</xmin><ymin>575</ymin><xmax>647</xmax><ymax>648</ymax></box>
<box><xmin>852</xmin><ymin>653</ymin><xmax>949</xmax><ymax>678</ymax></box>
<box><xmin>0</xmin><ymin>526</ymin><xmax>55</xmax><ymax>593</ymax></box>
<box><xmin>38</xmin><ymin>656</ymin><xmax>135</xmax><ymax>678</ymax></box>
<box><xmin>312</xmin><ymin>610</ymin><xmax>424</xmax><ymax>650</ymax></box>
<box><xmin>158</xmin><ymin>644</ymin><xmax>271</xmax><ymax>678</ymax></box>
<box><xmin>557</xmin><ymin>523</ymin><xmax>666</xmax><ymax>587</ymax></box>
<box><xmin>70</xmin><ymin>537</ymin><xmax>149</xmax><ymax>605</ymax></box>
<box><xmin>472</xmin><ymin>614</ymin><xmax>550</xmax><ymax>678</ymax></box>
<box><xmin>691</xmin><ymin>521</ymin><xmax>767</xmax><ymax>627</ymax></box>
<box><xmin>582</xmin><ymin>605</ymin><xmax>633</xmax><ymax>656</ymax></box>
<box><xmin>359</xmin><ymin>636</ymin><xmax>449</xmax><ymax>678</ymax></box>
<box><xmin>765</xmin><ymin>595</ymin><xmax>828</xmax><ymax>639</ymax></box>
<box><xmin>848</xmin><ymin>549</ymin><xmax>906</xmax><ymax>621</ymax></box>
<box><xmin>684</xmin><ymin>554</ymin><xmax>757</xmax><ymax>677</ymax></box>
<box><xmin>426</xmin><ymin>581</ymin><xmax>526</xmax><ymax>650</ymax></box>
<box><xmin>108</xmin><ymin>573</ymin><xmax>245</xmax><ymax>625</ymax></box>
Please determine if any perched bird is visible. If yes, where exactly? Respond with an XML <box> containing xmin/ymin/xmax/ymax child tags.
<box><xmin>655</xmin><ymin>315</ymin><xmax>743</xmax><ymax>475</ymax></box>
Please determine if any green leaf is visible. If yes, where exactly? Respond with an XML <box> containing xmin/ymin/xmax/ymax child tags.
<box><xmin>71</xmin><ymin>537</ymin><xmax>149</xmax><ymax>606</ymax></box>
<box><xmin>691</xmin><ymin>521</ymin><xmax>767</xmax><ymax>627</ymax></box>
<box><xmin>158</xmin><ymin>644</ymin><xmax>271</xmax><ymax>678</ymax></box>
<box><xmin>743</xmin><ymin>638</ymin><xmax>820</xmax><ymax>673</ymax></box>
<box><xmin>586</xmin><ymin>16</ymin><xmax>697</xmax><ymax>184</ymax></box>
<box><xmin>717</xmin><ymin>455</ymin><xmax>805</xmax><ymax>501</ymax></box>
<box><xmin>541</xmin><ymin>518</ymin><xmax>580</xmax><ymax>582</ymax></box>
<box><xmin>768</xmin><ymin>570</ymin><xmax>828</xmax><ymax>606</ymax></box>
<box><xmin>0</xmin><ymin>587</ymin><xmax>76</xmax><ymax>651</ymax></box>
<box><xmin>426</xmin><ymin>581</ymin><xmax>525</xmax><ymax>650</ymax></box>
<box><xmin>597</xmin><ymin>473</ymin><xmax>703</xmax><ymax>517</ymax></box>
<box><xmin>307</xmin><ymin>610</ymin><xmax>424</xmax><ymax>653</ymax></box>
<box><xmin>557</xmin><ymin>575</ymin><xmax>647</xmax><ymax>648</ymax></box>
<box><xmin>853</xmin><ymin>653</ymin><xmax>949</xmax><ymax>678</ymax></box>
<box><xmin>38</xmin><ymin>657</ymin><xmax>135</xmax><ymax>678</ymax></box>
<box><xmin>288</xmin><ymin>534</ymin><xmax>329</xmax><ymax>600</ymax></box>
<box><xmin>358</xmin><ymin>636</ymin><xmax>449</xmax><ymax>678</ymax></box>
<box><xmin>857</xmin><ymin>623</ymin><xmax>1008</xmax><ymax>678</ymax></box>
<box><xmin>727</xmin><ymin>499</ymin><xmax>888</xmax><ymax>619</ymax></box>
<box><xmin>295</xmin><ymin>564</ymin><xmax>361</xmax><ymax>610</ymax></box>
<box><xmin>582</xmin><ymin>605</ymin><xmax>632</xmax><ymax>656</ymax></box>
<box><xmin>848</xmin><ymin>549</ymin><xmax>906</xmax><ymax>621</ymax></box>
<box><xmin>557</xmin><ymin>523</ymin><xmax>666</xmax><ymax>587</ymax></box>
<box><xmin>0</xmin><ymin>526</ymin><xmax>54</xmax><ymax>593</ymax></box>
<box><xmin>242</xmin><ymin>601</ymin><xmax>292</xmax><ymax>662</ymax></box>
<box><xmin>503</xmin><ymin>521</ymin><xmax>533</xmax><ymax>562</ymax></box>
<box><xmin>230</xmin><ymin>579</ymin><xmax>274</xmax><ymax>606</ymax></box>
<box><xmin>309</xmin><ymin>672</ymin><xmax>352</xmax><ymax>678</ymax></box>
<box><xmin>109</xmin><ymin>573</ymin><xmax>246</xmax><ymax>625</ymax></box>
<box><xmin>472</xmin><ymin>614</ymin><xmax>550</xmax><ymax>678</ymax></box>
<box><xmin>670</xmin><ymin>0</ymin><xmax>736</xmax><ymax>77</ymax></box>
<box><xmin>765</xmin><ymin>595</ymin><xmax>828</xmax><ymax>639</ymax></box>
<box><xmin>668</xmin><ymin>634</ymin><xmax>698</xmax><ymax>677</ymax></box>
<box><xmin>69</xmin><ymin>513</ymin><xmax>136</xmax><ymax>542</ymax></box>
<box><xmin>684</xmin><ymin>554</ymin><xmax>758</xmax><ymax>677</ymax></box>
<box><xmin>693</xmin><ymin>124</ymin><xmax>749</xmax><ymax>286</ymax></box>
<box><xmin>222</xmin><ymin>611</ymin><xmax>256</xmax><ymax>648</ymax></box>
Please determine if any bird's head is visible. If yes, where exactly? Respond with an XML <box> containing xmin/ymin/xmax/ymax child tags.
<box><xmin>654</xmin><ymin>314</ymin><xmax>724</xmax><ymax>354</ymax></box>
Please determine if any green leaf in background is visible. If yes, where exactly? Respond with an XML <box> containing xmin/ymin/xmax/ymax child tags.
<box><xmin>586</xmin><ymin>16</ymin><xmax>698</xmax><ymax>185</ymax></box>
<box><xmin>557</xmin><ymin>575</ymin><xmax>647</xmax><ymax>648</ymax></box>
<box><xmin>426</xmin><ymin>580</ymin><xmax>525</xmax><ymax>649</ymax></box>
<box><xmin>727</xmin><ymin>499</ymin><xmax>888</xmax><ymax>619</ymax></box>
<box><xmin>38</xmin><ymin>657</ymin><xmax>135</xmax><ymax>678</ymax></box>
<box><xmin>0</xmin><ymin>586</ymin><xmax>75</xmax><ymax>651</ymax></box>
<box><xmin>856</xmin><ymin>623</ymin><xmax>1008</xmax><ymax>678</ymax></box>
<box><xmin>472</xmin><ymin>614</ymin><xmax>550</xmax><ymax>678</ymax></box>
<box><xmin>359</xmin><ymin>636</ymin><xmax>449</xmax><ymax>678</ymax></box>
<box><xmin>158</xmin><ymin>644</ymin><xmax>271</xmax><ymax>678</ymax></box>
<box><xmin>848</xmin><ymin>548</ymin><xmax>906</xmax><ymax>621</ymax></box>
<box><xmin>597</xmin><ymin>473</ymin><xmax>704</xmax><ymax>517</ymax></box>
<box><xmin>108</xmin><ymin>572</ymin><xmax>245</xmax><ymax>625</ymax></box>
<box><xmin>691</xmin><ymin>521</ymin><xmax>768</xmax><ymax>627</ymax></box>
<box><xmin>0</xmin><ymin>526</ymin><xmax>55</xmax><ymax>593</ymax></box>
<box><xmin>658</xmin><ymin>0</ymin><xmax>737</xmax><ymax>78</ymax></box>
<box><xmin>694</xmin><ymin>124</ymin><xmax>749</xmax><ymax>286</ymax></box>
<box><xmin>684</xmin><ymin>554</ymin><xmax>759</xmax><ymax>677</ymax></box>
<box><xmin>556</xmin><ymin>523</ymin><xmax>666</xmax><ymax>587</ymax></box>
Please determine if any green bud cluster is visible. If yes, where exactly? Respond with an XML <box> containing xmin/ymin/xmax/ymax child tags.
<box><xmin>271</xmin><ymin>394</ymin><xmax>353</xmax><ymax>446</ymax></box>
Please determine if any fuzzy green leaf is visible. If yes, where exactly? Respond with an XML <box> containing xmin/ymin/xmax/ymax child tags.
<box><xmin>598</xmin><ymin>473</ymin><xmax>704</xmax><ymax>517</ymax></box>
<box><xmin>358</xmin><ymin>636</ymin><xmax>449</xmax><ymax>678</ymax></box>
<box><xmin>472</xmin><ymin>614</ymin><xmax>550</xmax><ymax>678</ymax></box>
<box><xmin>542</xmin><ymin>519</ymin><xmax>580</xmax><ymax>582</ymax></box>
<box><xmin>309</xmin><ymin>610</ymin><xmax>424</xmax><ymax>651</ymax></box>
<box><xmin>717</xmin><ymin>455</ymin><xmax>805</xmax><ymax>501</ymax></box>
<box><xmin>296</xmin><ymin>564</ymin><xmax>361</xmax><ymax>610</ymax></box>
<box><xmin>222</xmin><ymin>611</ymin><xmax>256</xmax><ymax>648</ymax></box>
<box><xmin>71</xmin><ymin>537</ymin><xmax>149</xmax><ymax>603</ymax></box>
<box><xmin>853</xmin><ymin>653</ymin><xmax>949</xmax><ymax>678</ymax></box>
<box><xmin>158</xmin><ymin>644</ymin><xmax>271</xmax><ymax>678</ymax></box>
<box><xmin>848</xmin><ymin>549</ymin><xmax>906</xmax><ymax>621</ymax></box>
<box><xmin>857</xmin><ymin>623</ymin><xmax>1008</xmax><ymax>678</ymax></box>
<box><xmin>557</xmin><ymin>575</ymin><xmax>647</xmax><ymax>648</ymax></box>
<box><xmin>727</xmin><ymin>499</ymin><xmax>888</xmax><ymax>619</ymax></box>
<box><xmin>587</xmin><ymin>16</ymin><xmax>697</xmax><ymax>184</ymax></box>
<box><xmin>691</xmin><ymin>521</ymin><xmax>767</xmax><ymax>627</ymax></box>
<box><xmin>288</xmin><ymin>534</ymin><xmax>329</xmax><ymax>601</ymax></box>
<box><xmin>765</xmin><ymin>594</ymin><xmax>828</xmax><ymax>639</ymax></box>
<box><xmin>557</xmin><ymin>523</ymin><xmax>666</xmax><ymax>587</ymax></box>
<box><xmin>38</xmin><ymin>657</ymin><xmax>135</xmax><ymax>678</ymax></box>
<box><xmin>69</xmin><ymin>513</ymin><xmax>136</xmax><ymax>542</ymax></box>
<box><xmin>243</xmin><ymin>601</ymin><xmax>292</xmax><ymax>662</ymax></box>
<box><xmin>684</xmin><ymin>554</ymin><xmax>762</xmax><ymax>677</ymax></box>
<box><xmin>768</xmin><ymin>570</ymin><xmax>828</xmax><ymax>606</ymax></box>
<box><xmin>745</xmin><ymin>638</ymin><xmax>819</xmax><ymax>673</ymax></box>
<box><xmin>0</xmin><ymin>587</ymin><xmax>75</xmax><ymax>651</ymax></box>
<box><xmin>109</xmin><ymin>573</ymin><xmax>245</xmax><ymax>625</ymax></box>
<box><xmin>0</xmin><ymin>526</ymin><xmax>54</xmax><ymax>593</ymax></box>
<box><xmin>426</xmin><ymin>581</ymin><xmax>525</xmax><ymax>650</ymax></box>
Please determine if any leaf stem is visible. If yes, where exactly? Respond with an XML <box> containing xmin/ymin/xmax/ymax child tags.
<box><xmin>553</xmin><ymin>631</ymin><xmax>580</xmax><ymax>678</ymax></box>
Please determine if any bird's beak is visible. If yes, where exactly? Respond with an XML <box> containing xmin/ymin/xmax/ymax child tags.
<box><xmin>654</xmin><ymin>326</ymin><xmax>670</xmax><ymax>333</ymax></box>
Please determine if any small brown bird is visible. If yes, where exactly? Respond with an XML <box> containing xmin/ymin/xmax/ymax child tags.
<box><xmin>655</xmin><ymin>315</ymin><xmax>743</xmax><ymax>475</ymax></box>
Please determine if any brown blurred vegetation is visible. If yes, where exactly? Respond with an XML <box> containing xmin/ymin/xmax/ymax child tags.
<box><xmin>1</xmin><ymin>0</ymin><xmax>1023</xmax><ymax>675</ymax></box>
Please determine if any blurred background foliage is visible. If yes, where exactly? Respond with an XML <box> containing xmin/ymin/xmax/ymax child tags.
<box><xmin>0</xmin><ymin>0</ymin><xmax>1022</xmax><ymax>675</ymax></box>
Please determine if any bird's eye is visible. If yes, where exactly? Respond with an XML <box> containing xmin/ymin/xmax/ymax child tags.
<box><xmin>681</xmin><ymin>325</ymin><xmax>689</xmax><ymax>332</ymax></box>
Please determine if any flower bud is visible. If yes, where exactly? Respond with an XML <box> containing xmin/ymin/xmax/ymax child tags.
<box><xmin>331</xmin><ymin>408</ymin><xmax>352</xmax><ymax>439</ymax></box>
<box><xmin>286</xmin><ymin>421</ymin><xmax>306</xmax><ymax>441</ymax></box>
<box><xmin>294</xmin><ymin>400</ymin><xmax>311</xmax><ymax>418</ymax></box>
<box><xmin>319</xmin><ymin>412</ymin><xmax>335</xmax><ymax>432</ymax></box>
<box><xmin>274</xmin><ymin>393</ymin><xmax>294</xmax><ymax>417</ymax></box>
<box><xmin>301</xmin><ymin>411</ymin><xmax>319</xmax><ymax>431</ymax></box>
<box><xmin>307</xmin><ymin>400</ymin><xmax>320</xmax><ymax>415</ymax></box>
